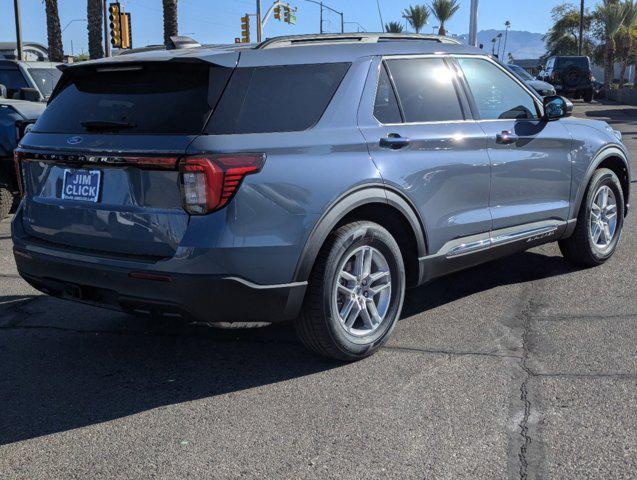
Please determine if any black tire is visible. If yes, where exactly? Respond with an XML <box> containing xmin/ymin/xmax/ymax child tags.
<box><xmin>583</xmin><ymin>88</ymin><xmax>594</xmax><ymax>102</ymax></box>
<box><xmin>296</xmin><ymin>221</ymin><xmax>406</xmax><ymax>361</ymax></box>
<box><xmin>0</xmin><ymin>185</ymin><xmax>13</xmax><ymax>220</ymax></box>
<box><xmin>559</xmin><ymin>168</ymin><xmax>624</xmax><ymax>267</ymax></box>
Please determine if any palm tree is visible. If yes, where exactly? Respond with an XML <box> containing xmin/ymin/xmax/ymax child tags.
<box><xmin>44</xmin><ymin>0</ymin><xmax>63</xmax><ymax>61</ymax></box>
<box><xmin>502</xmin><ymin>20</ymin><xmax>511</xmax><ymax>60</ymax></box>
<box><xmin>430</xmin><ymin>0</ymin><xmax>460</xmax><ymax>36</ymax></box>
<box><xmin>595</xmin><ymin>0</ymin><xmax>627</xmax><ymax>94</ymax></box>
<box><xmin>402</xmin><ymin>5</ymin><xmax>429</xmax><ymax>34</ymax></box>
<box><xmin>617</xmin><ymin>0</ymin><xmax>637</xmax><ymax>87</ymax></box>
<box><xmin>87</xmin><ymin>0</ymin><xmax>103</xmax><ymax>59</ymax></box>
<box><xmin>163</xmin><ymin>0</ymin><xmax>179</xmax><ymax>47</ymax></box>
<box><xmin>385</xmin><ymin>21</ymin><xmax>404</xmax><ymax>33</ymax></box>
<box><xmin>544</xmin><ymin>3</ymin><xmax>594</xmax><ymax>58</ymax></box>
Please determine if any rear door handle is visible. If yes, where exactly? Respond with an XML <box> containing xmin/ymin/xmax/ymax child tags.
<box><xmin>496</xmin><ymin>131</ymin><xmax>518</xmax><ymax>145</ymax></box>
<box><xmin>380</xmin><ymin>134</ymin><xmax>410</xmax><ymax>150</ymax></box>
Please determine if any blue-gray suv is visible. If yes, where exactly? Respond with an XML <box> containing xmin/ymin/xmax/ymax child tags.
<box><xmin>12</xmin><ymin>34</ymin><xmax>631</xmax><ymax>360</ymax></box>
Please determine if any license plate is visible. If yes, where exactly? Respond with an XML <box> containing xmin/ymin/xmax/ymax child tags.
<box><xmin>62</xmin><ymin>169</ymin><xmax>101</xmax><ymax>202</ymax></box>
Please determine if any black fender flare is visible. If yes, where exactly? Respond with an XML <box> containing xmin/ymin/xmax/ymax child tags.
<box><xmin>292</xmin><ymin>184</ymin><xmax>427</xmax><ymax>283</ymax></box>
<box><xmin>571</xmin><ymin>145</ymin><xmax>630</xmax><ymax>220</ymax></box>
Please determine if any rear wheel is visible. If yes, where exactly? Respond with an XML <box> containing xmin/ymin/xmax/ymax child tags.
<box><xmin>0</xmin><ymin>185</ymin><xmax>13</xmax><ymax>220</ymax></box>
<box><xmin>296</xmin><ymin>221</ymin><xmax>405</xmax><ymax>361</ymax></box>
<box><xmin>559</xmin><ymin>168</ymin><xmax>624</xmax><ymax>266</ymax></box>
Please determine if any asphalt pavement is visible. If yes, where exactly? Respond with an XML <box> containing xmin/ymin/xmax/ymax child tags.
<box><xmin>0</xmin><ymin>101</ymin><xmax>635</xmax><ymax>479</ymax></box>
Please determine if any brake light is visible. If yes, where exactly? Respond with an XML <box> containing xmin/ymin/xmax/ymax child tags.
<box><xmin>14</xmin><ymin>150</ymin><xmax>24</xmax><ymax>197</ymax></box>
<box><xmin>179</xmin><ymin>153</ymin><xmax>265</xmax><ymax>214</ymax></box>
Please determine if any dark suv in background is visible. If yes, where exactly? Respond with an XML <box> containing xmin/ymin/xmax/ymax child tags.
<box><xmin>539</xmin><ymin>56</ymin><xmax>594</xmax><ymax>102</ymax></box>
<box><xmin>12</xmin><ymin>34</ymin><xmax>630</xmax><ymax>360</ymax></box>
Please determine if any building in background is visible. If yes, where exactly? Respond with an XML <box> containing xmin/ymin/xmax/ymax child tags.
<box><xmin>0</xmin><ymin>42</ymin><xmax>49</xmax><ymax>61</ymax></box>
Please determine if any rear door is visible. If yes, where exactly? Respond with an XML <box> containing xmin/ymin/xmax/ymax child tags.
<box><xmin>18</xmin><ymin>56</ymin><xmax>236</xmax><ymax>259</ymax></box>
<box><xmin>358</xmin><ymin>56</ymin><xmax>492</xmax><ymax>254</ymax></box>
<box><xmin>455</xmin><ymin>56</ymin><xmax>572</xmax><ymax>230</ymax></box>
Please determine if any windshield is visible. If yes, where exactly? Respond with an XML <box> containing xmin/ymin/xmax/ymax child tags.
<box><xmin>555</xmin><ymin>57</ymin><xmax>590</xmax><ymax>69</ymax></box>
<box><xmin>508</xmin><ymin>64</ymin><xmax>534</xmax><ymax>81</ymax></box>
<box><xmin>27</xmin><ymin>67</ymin><xmax>62</xmax><ymax>97</ymax></box>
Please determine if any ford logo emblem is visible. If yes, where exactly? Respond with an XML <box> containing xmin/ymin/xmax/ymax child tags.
<box><xmin>67</xmin><ymin>136</ymin><xmax>83</xmax><ymax>145</ymax></box>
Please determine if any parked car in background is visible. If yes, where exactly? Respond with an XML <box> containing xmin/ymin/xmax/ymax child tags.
<box><xmin>538</xmin><ymin>56</ymin><xmax>594</xmax><ymax>102</ymax></box>
<box><xmin>507</xmin><ymin>63</ymin><xmax>556</xmax><ymax>97</ymax></box>
<box><xmin>0</xmin><ymin>60</ymin><xmax>60</xmax><ymax>219</ymax></box>
<box><xmin>12</xmin><ymin>34</ymin><xmax>630</xmax><ymax>360</ymax></box>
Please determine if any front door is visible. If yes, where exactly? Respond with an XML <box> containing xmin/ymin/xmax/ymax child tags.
<box><xmin>455</xmin><ymin>56</ymin><xmax>572</xmax><ymax>231</ymax></box>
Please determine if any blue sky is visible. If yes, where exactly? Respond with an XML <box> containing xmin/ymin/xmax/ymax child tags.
<box><xmin>1</xmin><ymin>0</ymin><xmax>602</xmax><ymax>56</ymax></box>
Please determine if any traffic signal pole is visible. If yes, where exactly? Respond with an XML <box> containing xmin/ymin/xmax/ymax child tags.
<box><xmin>256</xmin><ymin>0</ymin><xmax>263</xmax><ymax>43</ymax></box>
<box><xmin>13</xmin><ymin>0</ymin><xmax>23</xmax><ymax>61</ymax></box>
<box><xmin>103</xmin><ymin>0</ymin><xmax>110</xmax><ymax>57</ymax></box>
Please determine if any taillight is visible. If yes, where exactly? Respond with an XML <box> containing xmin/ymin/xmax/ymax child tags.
<box><xmin>179</xmin><ymin>153</ymin><xmax>265</xmax><ymax>215</ymax></box>
<box><xmin>14</xmin><ymin>150</ymin><xmax>24</xmax><ymax>197</ymax></box>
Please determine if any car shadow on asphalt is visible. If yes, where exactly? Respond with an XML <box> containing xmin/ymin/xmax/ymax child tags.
<box><xmin>0</xmin><ymin>250</ymin><xmax>579</xmax><ymax>446</ymax></box>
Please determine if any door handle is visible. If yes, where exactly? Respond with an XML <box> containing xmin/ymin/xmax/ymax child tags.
<box><xmin>380</xmin><ymin>134</ymin><xmax>410</xmax><ymax>150</ymax></box>
<box><xmin>495</xmin><ymin>131</ymin><xmax>518</xmax><ymax>145</ymax></box>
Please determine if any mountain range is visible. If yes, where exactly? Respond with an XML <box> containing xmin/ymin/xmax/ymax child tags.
<box><xmin>454</xmin><ymin>29</ymin><xmax>547</xmax><ymax>60</ymax></box>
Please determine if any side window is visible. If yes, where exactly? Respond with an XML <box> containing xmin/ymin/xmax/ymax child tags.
<box><xmin>0</xmin><ymin>68</ymin><xmax>28</xmax><ymax>98</ymax></box>
<box><xmin>457</xmin><ymin>57</ymin><xmax>540</xmax><ymax>120</ymax></box>
<box><xmin>373</xmin><ymin>64</ymin><xmax>402</xmax><ymax>124</ymax></box>
<box><xmin>385</xmin><ymin>57</ymin><xmax>464</xmax><ymax>123</ymax></box>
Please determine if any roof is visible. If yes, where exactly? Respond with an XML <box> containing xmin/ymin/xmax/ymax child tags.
<box><xmin>63</xmin><ymin>34</ymin><xmax>482</xmax><ymax>71</ymax></box>
<box><xmin>0</xmin><ymin>99</ymin><xmax>46</xmax><ymax>120</ymax></box>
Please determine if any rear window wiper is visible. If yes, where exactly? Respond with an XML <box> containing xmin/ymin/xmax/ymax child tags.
<box><xmin>81</xmin><ymin>120</ymin><xmax>137</xmax><ymax>131</ymax></box>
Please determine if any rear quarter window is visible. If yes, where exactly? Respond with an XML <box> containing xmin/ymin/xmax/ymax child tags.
<box><xmin>33</xmin><ymin>63</ymin><xmax>227</xmax><ymax>135</ymax></box>
<box><xmin>206</xmin><ymin>63</ymin><xmax>350</xmax><ymax>135</ymax></box>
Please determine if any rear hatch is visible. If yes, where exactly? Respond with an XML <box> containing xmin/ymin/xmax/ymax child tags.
<box><xmin>17</xmin><ymin>54</ymin><xmax>236</xmax><ymax>260</ymax></box>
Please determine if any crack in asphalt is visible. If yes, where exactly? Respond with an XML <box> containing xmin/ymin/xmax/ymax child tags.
<box><xmin>0</xmin><ymin>274</ymin><xmax>21</xmax><ymax>279</ymax></box>
<box><xmin>518</xmin><ymin>303</ymin><xmax>534</xmax><ymax>480</ymax></box>
<box><xmin>530</xmin><ymin>312</ymin><xmax>637</xmax><ymax>321</ymax></box>
<box><xmin>384</xmin><ymin>345</ymin><xmax>522</xmax><ymax>360</ymax></box>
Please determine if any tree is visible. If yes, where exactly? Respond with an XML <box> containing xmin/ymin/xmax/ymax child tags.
<box><xmin>44</xmin><ymin>0</ymin><xmax>63</xmax><ymax>61</ymax></box>
<box><xmin>385</xmin><ymin>21</ymin><xmax>404</xmax><ymax>33</ymax></box>
<box><xmin>616</xmin><ymin>0</ymin><xmax>637</xmax><ymax>86</ymax></box>
<box><xmin>87</xmin><ymin>0</ymin><xmax>103</xmax><ymax>59</ymax></box>
<box><xmin>544</xmin><ymin>2</ymin><xmax>594</xmax><ymax>59</ymax></box>
<box><xmin>430</xmin><ymin>0</ymin><xmax>460</xmax><ymax>36</ymax></box>
<box><xmin>594</xmin><ymin>0</ymin><xmax>627</xmax><ymax>93</ymax></box>
<box><xmin>403</xmin><ymin>5</ymin><xmax>429</xmax><ymax>34</ymax></box>
<box><xmin>163</xmin><ymin>0</ymin><xmax>179</xmax><ymax>47</ymax></box>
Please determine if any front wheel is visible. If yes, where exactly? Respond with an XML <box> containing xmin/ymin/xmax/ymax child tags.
<box><xmin>296</xmin><ymin>221</ymin><xmax>406</xmax><ymax>361</ymax></box>
<box><xmin>559</xmin><ymin>168</ymin><xmax>624</xmax><ymax>266</ymax></box>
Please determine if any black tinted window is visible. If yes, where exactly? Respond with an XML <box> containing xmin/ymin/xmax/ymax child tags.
<box><xmin>34</xmin><ymin>63</ymin><xmax>222</xmax><ymax>134</ymax></box>
<box><xmin>458</xmin><ymin>57</ymin><xmax>539</xmax><ymax>120</ymax></box>
<box><xmin>385</xmin><ymin>58</ymin><xmax>464</xmax><ymax>122</ymax></box>
<box><xmin>374</xmin><ymin>64</ymin><xmax>402</xmax><ymax>124</ymax></box>
<box><xmin>0</xmin><ymin>68</ymin><xmax>28</xmax><ymax>98</ymax></box>
<box><xmin>556</xmin><ymin>57</ymin><xmax>589</xmax><ymax>69</ymax></box>
<box><xmin>207</xmin><ymin>63</ymin><xmax>350</xmax><ymax>134</ymax></box>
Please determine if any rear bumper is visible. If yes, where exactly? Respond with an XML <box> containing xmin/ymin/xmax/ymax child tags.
<box><xmin>13</xmin><ymin>247</ymin><xmax>307</xmax><ymax>323</ymax></box>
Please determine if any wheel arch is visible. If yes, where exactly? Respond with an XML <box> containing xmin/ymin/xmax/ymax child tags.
<box><xmin>293</xmin><ymin>185</ymin><xmax>427</xmax><ymax>287</ymax></box>
<box><xmin>572</xmin><ymin>146</ymin><xmax>631</xmax><ymax>220</ymax></box>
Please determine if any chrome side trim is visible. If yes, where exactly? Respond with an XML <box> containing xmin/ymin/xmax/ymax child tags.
<box><xmin>445</xmin><ymin>222</ymin><xmax>562</xmax><ymax>258</ymax></box>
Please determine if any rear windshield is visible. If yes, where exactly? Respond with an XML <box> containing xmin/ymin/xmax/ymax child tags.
<box><xmin>27</xmin><ymin>67</ymin><xmax>62</xmax><ymax>97</ymax></box>
<box><xmin>206</xmin><ymin>63</ymin><xmax>350</xmax><ymax>134</ymax></box>
<box><xmin>33</xmin><ymin>63</ymin><xmax>228</xmax><ymax>135</ymax></box>
<box><xmin>555</xmin><ymin>57</ymin><xmax>589</xmax><ymax>69</ymax></box>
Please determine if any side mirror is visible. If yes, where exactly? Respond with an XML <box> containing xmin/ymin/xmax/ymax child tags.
<box><xmin>17</xmin><ymin>87</ymin><xmax>42</xmax><ymax>102</ymax></box>
<box><xmin>0</xmin><ymin>84</ymin><xmax>6</xmax><ymax>99</ymax></box>
<box><xmin>544</xmin><ymin>95</ymin><xmax>573</xmax><ymax>120</ymax></box>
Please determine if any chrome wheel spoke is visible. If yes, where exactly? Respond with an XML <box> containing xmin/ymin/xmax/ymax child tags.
<box><xmin>591</xmin><ymin>223</ymin><xmax>602</xmax><ymax>243</ymax></box>
<box><xmin>333</xmin><ymin>245</ymin><xmax>392</xmax><ymax>337</ymax></box>
<box><xmin>589</xmin><ymin>186</ymin><xmax>618</xmax><ymax>249</ymax></box>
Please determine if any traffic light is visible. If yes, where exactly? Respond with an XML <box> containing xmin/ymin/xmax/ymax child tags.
<box><xmin>274</xmin><ymin>6</ymin><xmax>281</xmax><ymax>20</ymax></box>
<box><xmin>108</xmin><ymin>2</ymin><xmax>122</xmax><ymax>48</ymax></box>
<box><xmin>283</xmin><ymin>5</ymin><xmax>290</xmax><ymax>23</ymax></box>
<box><xmin>120</xmin><ymin>12</ymin><xmax>132</xmax><ymax>49</ymax></box>
<box><xmin>241</xmin><ymin>14</ymin><xmax>250</xmax><ymax>43</ymax></box>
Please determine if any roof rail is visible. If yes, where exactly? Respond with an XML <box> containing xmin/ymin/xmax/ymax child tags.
<box><xmin>167</xmin><ymin>35</ymin><xmax>201</xmax><ymax>50</ymax></box>
<box><xmin>257</xmin><ymin>33</ymin><xmax>461</xmax><ymax>49</ymax></box>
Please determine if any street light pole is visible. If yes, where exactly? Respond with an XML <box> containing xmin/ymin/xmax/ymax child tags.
<box><xmin>469</xmin><ymin>0</ymin><xmax>478</xmax><ymax>47</ymax></box>
<box><xmin>578</xmin><ymin>0</ymin><xmax>584</xmax><ymax>55</ymax></box>
<box><xmin>256</xmin><ymin>0</ymin><xmax>263</xmax><ymax>43</ymax></box>
<box><xmin>13</xmin><ymin>0</ymin><xmax>24</xmax><ymax>61</ymax></box>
